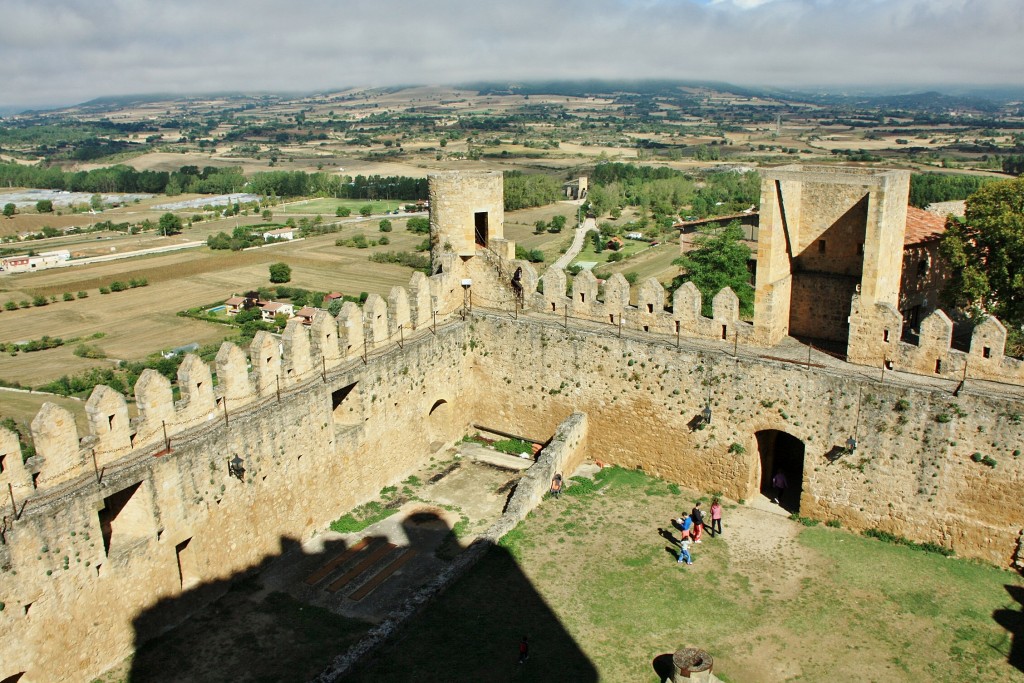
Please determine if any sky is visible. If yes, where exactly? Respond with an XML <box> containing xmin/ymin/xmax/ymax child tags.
<box><xmin>1</xmin><ymin>0</ymin><xmax>1021</xmax><ymax>110</ymax></box>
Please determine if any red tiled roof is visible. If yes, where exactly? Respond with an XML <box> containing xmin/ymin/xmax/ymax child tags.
<box><xmin>225</xmin><ymin>296</ymin><xmax>246</xmax><ymax>306</ymax></box>
<box><xmin>295</xmin><ymin>306</ymin><xmax>318</xmax><ymax>318</ymax></box>
<box><xmin>904</xmin><ymin>206</ymin><xmax>947</xmax><ymax>246</ymax></box>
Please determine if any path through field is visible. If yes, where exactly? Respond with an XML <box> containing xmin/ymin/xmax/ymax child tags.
<box><xmin>551</xmin><ymin>216</ymin><xmax>595</xmax><ymax>272</ymax></box>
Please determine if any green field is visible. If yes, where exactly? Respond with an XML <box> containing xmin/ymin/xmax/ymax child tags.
<box><xmin>282</xmin><ymin>198</ymin><xmax>414</xmax><ymax>215</ymax></box>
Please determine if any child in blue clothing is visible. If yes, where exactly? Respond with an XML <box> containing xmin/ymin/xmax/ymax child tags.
<box><xmin>677</xmin><ymin>538</ymin><xmax>693</xmax><ymax>565</ymax></box>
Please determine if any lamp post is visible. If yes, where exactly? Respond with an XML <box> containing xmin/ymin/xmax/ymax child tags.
<box><xmin>228</xmin><ymin>455</ymin><xmax>245</xmax><ymax>482</ymax></box>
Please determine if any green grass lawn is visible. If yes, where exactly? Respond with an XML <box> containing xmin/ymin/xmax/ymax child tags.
<box><xmin>282</xmin><ymin>198</ymin><xmax>413</xmax><ymax>215</ymax></box>
<box><xmin>349</xmin><ymin>467</ymin><xmax>1024</xmax><ymax>683</ymax></box>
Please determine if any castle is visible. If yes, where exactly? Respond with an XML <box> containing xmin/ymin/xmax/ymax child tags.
<box><xmin>1</xmin><ymin>167</ymin><xmax>1022</xmax><ymax>681</ymax></box>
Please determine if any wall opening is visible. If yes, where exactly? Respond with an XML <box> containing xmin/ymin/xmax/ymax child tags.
<box><xmin>983</xmin><ymin>346</ymin><xmax>991</xmax><ymax>359</ymax></box>
<box><xmin>0</xmin><ymin>454</ymin><xmax>5</xmax><ymax>474</ymax></box>
<box><xmin>755</xmin><ymin>430</ymin><xmax>805</xmax><ymax>513</ymax></box>
<box><xmin>98</xmin><ymin>481</ymin><xmax>151</xmax><ymax>556</ymax></box>
<box><xmin>175</xmin><ymin>537</ymin><xmax>197</xmax><ymax>590</ymax></box>
<box><xmin>474</xmin><ymin>211</ymin><xmax>489</xmax><ymax>247</ymax></box>
<box><xmin>331</xmin><ymin>382</ymin><xmax>359</xmax><ymax>424</ymax></box>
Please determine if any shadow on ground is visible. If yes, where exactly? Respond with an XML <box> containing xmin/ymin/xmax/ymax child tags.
<box><xmin>994</xmin><ymin>583</ymin><xmax>1024</xmax><ymax>674</ymax></box>
<box><xmin>123</xmin><ymin>512</ymin><xmax>596</xmax><ymax>683</ymax></box>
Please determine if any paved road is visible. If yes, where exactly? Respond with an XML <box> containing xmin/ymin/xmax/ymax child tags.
<box><xmin>551</xmin><ymin>216</ymin><xmax>596</xmax><ymax>272</ymax></box>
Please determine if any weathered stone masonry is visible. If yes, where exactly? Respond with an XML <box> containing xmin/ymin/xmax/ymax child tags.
<box><xmin>1</xmin><ymin>168</ymin><xmax>1023</xmax><ymax>682</ymax></box>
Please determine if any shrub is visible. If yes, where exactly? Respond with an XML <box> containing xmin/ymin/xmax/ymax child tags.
<box><xmin>863</xmin><ymin>528</ymin><xmax>955</xmax><ymax>556</ymax></box>
<box><xmin>606</xmin><ymin>251</ymin><xmax>624</xmax><ymax>263</ymax></box>
<box><xmin>77</xmin><ymin>291</ymin><xmax>88</xmax><ymax>299</ymax></box>
<box><xmin>407</xmin><ymin>217</ymin><xmax>430</xmax><ymax>234</ymax></box>
<box><xmin>62</xmin><ymin>292</ymin><xmax>74</xmax><ymax>301</ymax></box>
<box><xmin>378</xmin><ymin>236</ymin><xmax>390</xmax><ymax>245</ymax></box>
<box><xmin>99</xmin><ymin>287</ymin><xmax>110</xmax><ymax>295</ymax></box>
<box><xmin>935</xmin><ymin>413</ymin><xmax>951</xmax><ymax>423</ymax></box>
<box><xmin>728</xmin><ymin>442</ymin><xmax>746</xmax><ymax>455</ymax></box>
<box><xmin>32</xmin><ymin>295</ymin><xmax>48</xmax><ymax>307</ymax></box>
<box><xmin>894</xmin><ymin>398</ymin><xmax>910</xmax><ymax>412</ymax></box>
<box><xmin>378</xmin><ymin>219</ymin><xmax>393</xmax><ymax>232</ymax></box>
<box><xmin>19</xmin><ymin>299</ymin><xmax>30</xmax><ymax>308</ymax></box>
<box><xmin>73</xmin><ymin>344</ymin><xmax>107</xmax><ymax>359</ymax></box>
<box><xmin>492</xmin><ymin>438</ymin><xmax>534</xmax><ymax>456</ymax></box>
<box><xmin>335</xmin><ymin>206</ymin><xmax>351</xmax><ymax>217</ymax></box>
<box><xmin>352</xmin><ymin>234</ymin><xmax>369</xmax><ymax>249</ymax></box>
<box><xmin>109</xmin><ymin>281</ymin><xmax>127</xmax><ymax>292</ymax></box>
<box><xmin>3</xmin><ymin>301</ymin><xmax>16</xmax><ymax>311</ymax></box>
<box><xmin>359</xmin><ymin>204</ymin><xmax>374</xmax><ymax>217</ymax></box>
<box><xmin>826</xmin><ymin>519</ymin><xmax>842</xmax><ymax>528</ymax></box>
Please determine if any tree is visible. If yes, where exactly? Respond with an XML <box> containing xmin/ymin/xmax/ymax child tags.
<box><xmin>379</xmin><ymin>219</ymin><xmax>392</xmax><ymax>232</ymax></box>
<box><xmin>3</xmin><ymin>203</ymin><xmax>14</xmax><ymax>218</ymax></box>
<box><xmin>407</xmin><ymin>217</ymin><xmax>429</xmax><ymax>234</ymax></box>
<box><xmin>269</xmin><ymin>262</ymin><xmax>292</xmax><ymax>283</ymax></box>
<box><xmin>671</xmin><ymin>221</ymin><xmax>753</xmax><ymax>317</ymax></box>
<box><xmin>158</xmin><ymin>212</ymin><xmax>183</xmax><ymax>236</ymax></box>
<box><xmin>36</xmin><ymin>199</ymin><xmax>53</xmax><ymax>213</ymax></box>
<box><xmin>359</xmin><ymin>204</ymin><xmax>374</xmax><ymax>217</ymax></box>
<box><xmin>336</xmin><ymin>206</ymin><xmax>351</xmax><ymax>217</ymax></box>
<box><xmin>939</xmin><ymin>176</ymin><xmax>1024</xmax><ymax>327</ymax></box>
<box><xmin>534</xmin><ymin>220</ymin><xmax>547</xmax><ymax>234</ymax></box>
<box><xmin>90</xmin><ymin>193</ymin><xmax>104</xmax><ymax>211</ymax></box>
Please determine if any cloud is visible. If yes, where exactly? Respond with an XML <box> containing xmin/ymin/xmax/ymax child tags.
<box><xmin>0</xmin><ymin>0</ymin><xmax>1020</xmax><ymax>109</ymax></box>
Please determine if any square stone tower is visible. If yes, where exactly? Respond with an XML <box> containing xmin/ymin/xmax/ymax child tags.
<box><xmin>428</xmin><ymin>170</ymin><xmax>512</xmax><ymax>267</ymax></box>
<box><xmin>753</xmin><ymin>165</ymin><xmax>910</xmax><ymax>351</ymax></box>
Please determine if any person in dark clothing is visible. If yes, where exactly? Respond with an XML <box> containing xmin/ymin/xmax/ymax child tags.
<box><xmin>690</xmin><ymin>502</ymin><xmax>705</xmax><ymax>543</ymax></box>
<box><xmin>511</xmin><ymin>266</ymin><xmax>523</xmax><ymax>302</ymax></box>
<box><xmin>518</xmin><ymin>635</ymin><xmax>529</xmax><ymax>663</ymax></box>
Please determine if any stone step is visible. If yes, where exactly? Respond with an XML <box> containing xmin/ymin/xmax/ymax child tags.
<box><xmin>326</xmin><ymin>542</ymin><xmax>397</xmax><ymax>593</ymax></box>
<box><xmin>348</xmin><ymin>548</ymin><xmax>418</xmax><ymax>602</ymax></box>
<box><xmin>303</xmin><ymin>537</ymin><xmax>374</xmax><ymax>586</ymax></box>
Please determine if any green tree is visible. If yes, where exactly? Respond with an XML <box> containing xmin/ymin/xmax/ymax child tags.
<box><xmin>262</xmin><ymin>209</ymin><xmax>273</xmax><ymax>221</ymax></box>
<box><xmin>534</xmin><ymin>220</ymin><xmax>547</xmax><ymax>234</ymax></box>
<box><xmin>379</xmin><ymin>219</ymin><xmax>392</xmax><ymax>232</ymax></box>
<box><xmin>36</xmin><ymin>199</ymin><xmax>53</xmax><ymax>213</ymax></box>
<box><xmin>158</xmin><ymin>212</ymin><xmax>183</xmax><ymax>236</ymax></box>
<box><xmin>3</xmin><ymin>203</ymin><xmax>14</xmax><ymax>218</ymax></box>
<box><xmin>336</xmin><ymin>206</ymin><xmax>351</xmax><ymax>217</ymax></box>
<box><xmin>90</xmin><ymin>194</ymin><xmax>104</xmax><ymax>211</ymax></box>
<box><xmin>269</xmin><ymin>262</ymin><xmax>292</xmax><ymax>283</ymax></box>
<box><xmin>939</xmin><ymin>176</ymin><xmax>1024</xmax><ymax>326</ymax></box>
<box><xmin>671</xmin><ymin>222</ymin><xmax>753</xmax><ymax>317</ymax></box>
<box><xmin>359</xmin><ymin>204</ymin><xmax>374</xmax><ymax>217</ymax></box>
<box><xmin>407</xmin><ymin>217</ymin><xmax>430</xmax><ymax>234</ymax></box>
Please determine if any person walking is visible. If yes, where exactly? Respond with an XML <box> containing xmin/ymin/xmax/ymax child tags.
<box><xmin>709</xmin><ymin>498</ymin><xmax>723</xmax><ymax>537</ymax></box>
<box><xmin>677</xmin><ymin>538</ymin><xmax>693</xmax><ymax>565</ymax></box>
<box><xmin>690</xmin><ymin>502</ymin><xmax>705</xmax><ymax>543</ymax></box>
<box><xmin>771</xmin><ymin>470</ymin><xmax>788</xmax><ymax>505</ymax></box>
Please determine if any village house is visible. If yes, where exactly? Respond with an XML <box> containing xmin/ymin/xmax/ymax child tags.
<box><xmin>0</xmin><ymin>249</ymin><xmax>71</xmax><ymax>273</ymax></box>
<box><xmin>262</xmin><ymin>227</ymin><xmax>295</xmax><ymax>241</ymax></box>
<box><xmin>260</xmin><ymin>301</ymin><xmax>294</xmax><ymax>322</ymax></box>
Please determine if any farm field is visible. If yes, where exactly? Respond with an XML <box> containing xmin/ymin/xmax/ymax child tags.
<box><xmin>281</xmin><ymin>198</ymin><xmax>413</xmax><ymax>215</ymax></box>
<box><xmin>350</xmin><ymin>467</ymin><xmax>1024</xmax><ymax>683</ymax></box>
<box><xmin>0</xmin><ymin>389</ymin><xmax>88</xmax><ymax>434</ymax></box>
<box><xmin>0</xmin><ymin>230</ymin><xmax>429</xmax><ymax>386</ymax></box>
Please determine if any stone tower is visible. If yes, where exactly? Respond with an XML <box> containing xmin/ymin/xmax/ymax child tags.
<box><xmin>753</xmin><ymin>165</ymin><xmax>910</xmax><ymax>352</ymax></box>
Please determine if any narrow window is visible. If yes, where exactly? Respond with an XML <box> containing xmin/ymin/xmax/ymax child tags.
<box><xmin>883</xmin><ymin>330</ymin><xmax>890</xmax><ymax>342</ymax></box>
<box><xmin>474</xmin><ymin>211</ymin><xmax>489</xmax><ymax>246</ymax></box>
<box><xmin>818</xmin><ymin>240</ymin><xmax>826</xmax><ymax>254</ymax></box>
<box><xmin>646</xmin><ymin>303</ymin><xmax>654</xmax><ymax>313</ymax></box>
<box><xmin>609</xmin><ymin>314</ymin><xmax>615</xmax><ymax>323</ymax></box>
<box><xmin>580</xmin><ymin>293</ymin><xmax>586</xmax><ymax>303</ymax></box>
<box><xmin>0</xmin><ymin>454</ymin><xmax>5</xmax><ymax>474</ymax></box>
<box><xmin>934</xmin><ymin>359</ymin><xmax>942</xmax><ymax>374</ymax></box>
<box><xmin>675</xmin><ymin>321</ymin><xmax>680</xmax><ymax>333</ymax></box>
<box><xmin>643</xmin><ymin>325</ymin><xmax>649</xmax><ymax>332</ymax></box>
<box><xmin>983</xmin><ymin>346</ymin><xmax>991</xmax><ymax>359</ymax></box>
<box><xmin>721</xmin><ymin>325</ymin><xmax>728</xmax><ymax>340</ymax></box>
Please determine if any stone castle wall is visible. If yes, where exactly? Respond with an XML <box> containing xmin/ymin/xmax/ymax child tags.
<box><xmin>2</xmin><ymin>167</ymin><xmax>1024</xmax><ymax>682</ymax></box>
<box><xmin>0</xmin><ymin>266</ymin><xmax>476</xmax><ymax>682</ymax></box>
<box><xmin>466</xmin><ymin>314</ymin><xmax>1024</xmax><ymax>567</ymax></box>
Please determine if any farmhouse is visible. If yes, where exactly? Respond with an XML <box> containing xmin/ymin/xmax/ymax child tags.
<box><xmin>0</xmin><ymin>250</ymin><xmax>71</xmax><ymax>273</ymax></box>
<box><xmin>262</xmin><ymin>227</ymin><xmax>295</xmax><ymax>241</ymax></box>
<box><xmin>259</xmin><ymin>300</ymin><xmax>294</xmax><ymax>321</ymax></box>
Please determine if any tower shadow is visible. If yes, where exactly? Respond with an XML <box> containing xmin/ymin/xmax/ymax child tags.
<box><xmin>994</xmin><ymin>583</ymin><xmax>1024</xmax><ymax>673</ymax></box>
<box><xmin>124</xmin><ymin>511</ymin><xmax>596</xmax><ymax>682</ymax></box>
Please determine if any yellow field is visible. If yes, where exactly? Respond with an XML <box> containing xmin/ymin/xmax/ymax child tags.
<box><xmin>0</xmin><ymin>389</ymin><xmax>89</xmax><ymax>433</ymax></box>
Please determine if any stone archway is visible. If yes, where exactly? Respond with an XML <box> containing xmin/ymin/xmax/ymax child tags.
<box><xmin>754</xmin><ymin>430</ymin><xmax>805</xmax><ymax>513</ymax></box>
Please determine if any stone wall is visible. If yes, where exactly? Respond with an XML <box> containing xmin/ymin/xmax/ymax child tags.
<box><xmin>0</xmin><ymin>267</ymin><xmax>474</xmax><ymax>683</ymax></box>
<box><xmin>465</xmin><ymin>314</ymin><xmax>1024</xmax><ymax>568</ymax></box>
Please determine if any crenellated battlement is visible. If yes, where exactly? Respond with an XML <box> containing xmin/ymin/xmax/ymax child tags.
<box><xmin>0</xmin><ymin>265</ymin><xmax>470</xmax><ymax>512</ymax></box>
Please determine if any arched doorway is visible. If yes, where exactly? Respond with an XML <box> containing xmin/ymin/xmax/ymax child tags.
<box><xmin>755</xmin><ymin>430</ymin><xmax>805</xmax><ymax>513</ymax></box>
